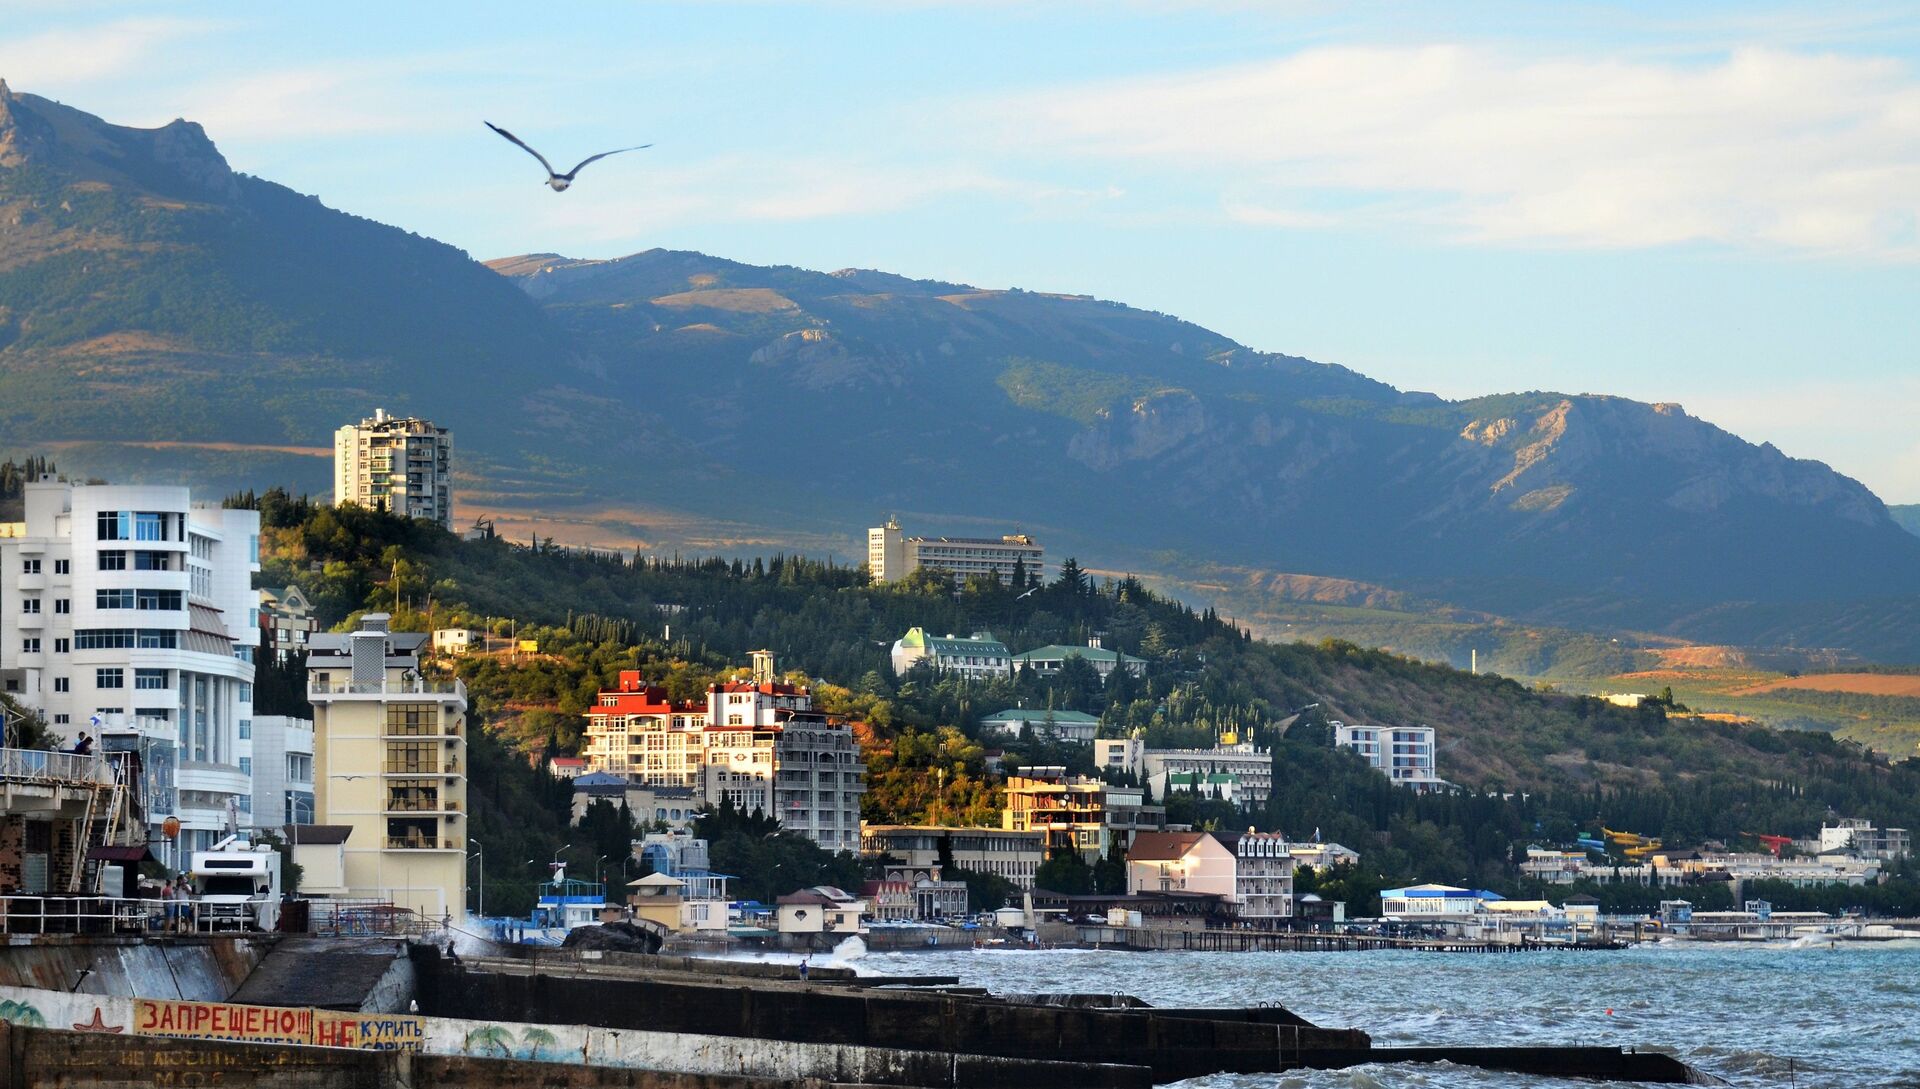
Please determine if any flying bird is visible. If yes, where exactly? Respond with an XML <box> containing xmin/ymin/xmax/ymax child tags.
<box><xmin>484</xmin><ymin>121</ymin><xmax>650</xmax><ymax>191</ymax></box>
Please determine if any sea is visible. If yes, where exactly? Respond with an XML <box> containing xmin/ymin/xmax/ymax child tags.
<box><xmin>854</xmin><ymin>941</ymin><xmax>1920</xmax><ymax>1089</ymax></box>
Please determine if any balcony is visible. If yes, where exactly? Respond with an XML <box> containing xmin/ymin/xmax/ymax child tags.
<box><xmin>0</xmin><ymin>748</ymin><xmax>114</xmax><ymax>787</ymax></box>
<box><xmin>384</xmin><ymin>838</ymin><xmax>462</xmax><ymax>851</ymax></box>
<box><xmin>310</xmin><ymin>678</ymin><xmax>465</xmax><ymax>700</ymax></box>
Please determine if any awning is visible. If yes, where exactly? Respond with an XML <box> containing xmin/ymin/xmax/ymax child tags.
<box><xmin>86</xmin><ymin>846</ymin><xmax>156</xmax><ymax>863</ymax></box>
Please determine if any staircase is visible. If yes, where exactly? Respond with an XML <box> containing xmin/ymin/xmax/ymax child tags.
<box><xmin>68</xmin><ymin>754</ymin><xmax>130</xmax><ymax>894</ymax></box>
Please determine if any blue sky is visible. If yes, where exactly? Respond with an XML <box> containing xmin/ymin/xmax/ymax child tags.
<box><xmin>4</xmin><ymin>2</ymin><xmax>1920</xmax><ymax>500</ymax></box>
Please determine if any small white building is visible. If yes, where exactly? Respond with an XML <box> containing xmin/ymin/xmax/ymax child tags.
<box><xmin>432</xmin><ymin>628</ymin><xmax>483</xmax><ymax>656</ymax></box>
<box><xmin>1380</xmin><ymin>884</ymin><xmax>1503</xmax><ymax>919</ymax></box>
<box><xmin>776</xmin><ymin>886</ymin><xmax>867</xmax><ymax>935</ymax></box>
<box><xmin>1125</xmin><ymin>831</ymin><xmax>1237</xmax><ymax>898</ymax></box>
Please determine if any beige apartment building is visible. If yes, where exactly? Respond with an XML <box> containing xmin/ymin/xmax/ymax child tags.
<box><xmin>307</xmin><ymin>613</ymin><xmax>468</xmax><ymax>922</ymax></box>
<box><xmin>867</xmin><ymin>518</ymin><xmax>1042</xmax><ymax>585</ymax></box>
<box><xmin>334</xmin><ymin>409</ymin><xmax>454</xmax><ymax>529</ymax></box>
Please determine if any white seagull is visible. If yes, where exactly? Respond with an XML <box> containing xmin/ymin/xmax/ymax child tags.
<box><xmin>484</xmin><ymin>121</ymin><xmax>650</xmax><ymax>191</ymax></box>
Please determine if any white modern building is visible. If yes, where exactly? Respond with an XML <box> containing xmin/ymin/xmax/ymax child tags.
<box><xmin>867</xmin><ymin>518</ymin><xmax>1043</xmax><ymax>586</ymax></box>
<box><xmin>247</xmin><ymin>715</ymin><xmax>315</xmax><ymax>830</ymax></box>
<box><xmin>1820</xmin><ymin>819</ymin><xmax>1910</xmax><ymax>860</ymax></box>
<box><xmin>334</xmin><ymin>409</ymin><xmax>454</xmax><ymax>529</ymax></box>
<box><xmin>889</xmin><ymin>628</ymin><xmax>1012</xmax><ymax>680</ymax></box>
<box><xmin>0</xmin><ymin>482</ymin><xmax>261</xmax><ymax>861</ymax></box>
<box><xmin>1096</xmin><ymin>738</ymin><xmax>1276</xmax><ymax>807</ymax></box>
<box><xmin>1333</xmin><ymin>722</ymin><xmax>1447</xmax><ymax>791</ymax></box>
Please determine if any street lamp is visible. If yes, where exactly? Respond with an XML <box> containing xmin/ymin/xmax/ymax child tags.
<box><xmin>468</xmin><ymin>841</ymin><xmax>485</xmax><ymax>918</ymax></box>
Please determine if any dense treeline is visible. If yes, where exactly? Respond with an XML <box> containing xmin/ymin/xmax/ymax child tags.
<box><xmin>237</xmin><ymin>493</ymin><xmax>1920</xmax><ymax>913</ymax></box>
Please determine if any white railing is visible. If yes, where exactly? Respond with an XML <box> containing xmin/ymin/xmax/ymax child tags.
<box><xmin>309</xmin><ymin>679</ymin><xmax>464</xmax><ymax>696</ymax></box>
<box><xmin>0</xmin><ymin>896</ymin><xmax>269</xmax><ymax>936</ymax></box>
<box><xmin>0</xmin><ymin>747</ymin><xmax>114</xmax><ymax>786</ymax></box>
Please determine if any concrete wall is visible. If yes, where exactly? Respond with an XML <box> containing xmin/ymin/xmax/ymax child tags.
<box><xmin>0</xmin><ymin>981</ymin><xmax>1150</xmax><ymax>1089</ymax></box>
<box><xmin>0</xmin><ymin>1021</ymin><xmax>875</xmax><ymax>1089</ymax></box>
<box><xmin>0</xmin><ymin>936</ymin><xmax>267</xmax><ymax>1000</ymax></box>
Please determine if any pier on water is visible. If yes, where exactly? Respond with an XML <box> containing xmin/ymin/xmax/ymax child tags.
<box><xmin>1086</xmin><ymin>926</ymin><xmax>1626</xmax><ymax>953</ymax></box>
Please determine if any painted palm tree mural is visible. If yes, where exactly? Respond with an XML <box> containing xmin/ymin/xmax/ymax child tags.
<box><xmin>462</xmin><ymin>1024</ymin><xmax>516</xmax><ymax>1056</ymax></box>
<box><xmin>0</xmin><ymin>1000</ymin><xmax>47</xmax><ymax>1027</ymax></box>
<box><xmin>519</xmin><ymin>1026</ymin><xmax>563</xmax><ymax>1061</ymax></box>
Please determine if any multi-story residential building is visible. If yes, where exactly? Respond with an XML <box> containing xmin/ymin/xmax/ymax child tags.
<box><xmin>1126</xmin><ymin>831</ymin><xmax>1236</xmax><ymax>898</ymax></box>
<box><xmin>334</xmin><ymin>409</ymin><xmax>454</xmax><ymax>529</ymax></box>
<box><xmin>977</xmin><ymin>707</ymin><xmax>1100</xmax><ymax>743</ymax></box>
<box><xmin>1097</xmin><ymin>738</ymin><xmax>1276</xmax><ymax>808</ymax></box>
<box><xmin>0</xmin><ymin>482</ymin><xmax>260</xmax><ymax>862</ymax></box>
<box><xmin>581</xmin><ymin>651</ymin><xmax>866</xmax><ymax>852</ymax></box>
<box><xmin>1002</xmin><ymin>766</ymin><xmax>1164</xmax><ymax>861</ymax></box>
<box><xmin>1012</xmin><ymin>640</ymin><xmax>1147</xmax><ymax>680</ymax></box>
<box><xmin>860</xmin><ymin>824</ymin><xmax>1047</xmax><ymax>889</ymax></box>
<box><xmin>867</xmin><ymin>519</ymin><xmax>1043</xmax><ymax>586</ymax></box>
<box><xmin>247</xmin><ymin>715</ymin><xmax>315</xmax><ymax>830</ymax></box>
<box><xmin>889</xmin><ymin>628</ymin><xmax>1012</xmax><ymax>680</ymax></box>
<box><xmin>1221</xmin><ymin>830</ymin><xmax>1294</xmax><ymax>927</ymax></box>
<box><xmin>257</xmin><ymin>585</ymin><xmax>318</xmax><ymax>662</ymax></box>
<box><xmin>307</xmin><ymin>613</ymin><xmax>468</xmax><ymax>921</ymax></box>
<box><xmin>1333</xmin><ymin>722</ymin><xmax>1447</xmax><ymax>791</ymax></box>
<box><xmin>1820</xmin><ymin>818</ymin><xmax>1911</xmax><ymax>860</ymax></box>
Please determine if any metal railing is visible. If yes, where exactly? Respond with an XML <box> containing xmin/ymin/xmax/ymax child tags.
<box><xmin>0</xmin><ymin>747</ymin><xmax>115</xmax><ymax>786</ymax></box>
<box><xmin>0</xmin><ymin>895</ymin><xmax>265</xmax><ymax>936</ymax></box>
<box><xmin>309</xmin><ymin>679</ymin><xmax>463</xmax><ymax>696</ymax></box>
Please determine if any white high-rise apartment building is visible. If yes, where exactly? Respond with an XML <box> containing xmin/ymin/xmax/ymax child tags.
<box><xmin>0</xmin><ymin>482</ymin><xmax>261</xmax><ymax>861</ymax></box>
<box><xmin>334</xmin><ymin>409</ymin><xmax>454</xmax><ymax>529</ymax></box>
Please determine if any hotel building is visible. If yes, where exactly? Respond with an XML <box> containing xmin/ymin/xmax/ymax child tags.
<box><xmin>0</xmin><ymin>482</ymin><xmax>260</xmax><ymax>860</ymax></box>
<box><xmin>867</xmin><ymin>518</ymin><xmax>1043</xmax><ymax>586</ymax></box>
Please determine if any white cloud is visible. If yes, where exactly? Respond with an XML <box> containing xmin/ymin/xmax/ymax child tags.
<box><xmin>1010</xmin><ymin>43</ymin><xmax>1920</xmax><ymax>258</ymax></box>
<box><xmin>0</xmin><ymin>16</ymin><xmax>212</xmax><ymax>87</ymax></box>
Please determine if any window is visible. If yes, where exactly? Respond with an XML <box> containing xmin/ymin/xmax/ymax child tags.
<box><xmin>53</xmin><ymin>559</ymin><xmax>68</xmax><ymax>575</ymax></box>
<box><xmin>136</xmin><ymin>630</ymin><xmax>178</xmax><ymax>649</ymax></box>
<box><xmin>21</xmin><ymin>559</ymin><xmax>39</xmax><ymax>575</ymax></box>
<box><xmin>249</xmin><ymin>535</ymin><xmax>260</xmax><ymax>564</ymax></box>
<box><xmin>52</xmin><ymin>714</ymin><xmax>68</xmax><ymax>725</ymax></box>
<box><xmin>96</xmin><ymin>668</ymin><xmax>126</xmax><ymax>689</ymax></box>
<box><xmin>53</xmin><ymin>678</ymin><xmax>69</xmax><ymax>693</ymax></box>
<box><xmin>135</xmin><ymin>589</ymin><xmax>182</xmax><ymax>611</ymax></box>
<box><xmin>134</xmin><ymin>551</ymin><xmax>172</xmax><ymax>571</ymax></box>
<box><xmin>98</xmin><ymin>551</ymin><xmax>127</xmax><ymax>570</ymax></box>
<box><xmin>21</xmin><ymin>638</ymin><xmax>40</xmax><ymax>653</ymax></box>
<box><xmin>54</xmin><ymin>638</ymin><xmax>68</xmax><ymax>654</ymax></box>
<box><xmin>135</xmin><ymin>668</ymin><xmax>168</xmax><ymax>690</ymax></box>
<box><xmin>134</xmin><ymin>512</ymin><xmax>167</xmax><ymax>541</ymax></box>
<box><xmin>238</xmin><ymin>757</ymin><xmax>253</xmax><ymax>776</ymax></box>
<box><xmin>75</xmin><ymin>630</ymin><xmax>134</xmax><ymax>649</ymax></box>
<box><xmin>238</xmin><ymin>719</ymin><xmax>252</xmax><ymax>740</ymax></box>
<box><xmin>238</xmin><ymin>683</ymin><xmax>253</xmax><ymax>703</ymax></box>
<box><xmin>97</xmin><ymin>589</ymin><xmax>134</xmax><ymax>609</ymax></box>
<box><xmin>20</xmin><ymin>598</ymin><xmax>39</xmax><ymax>614</ymax></box>
<box><xmin>54</xmin><ymin>598</ymin><xmax>69</xmax><ymax>615</ymax></box>
<box><xmin>135</xmin><ymin>708</ymin><xmax>171</xmax><ymax>721</ymax></box>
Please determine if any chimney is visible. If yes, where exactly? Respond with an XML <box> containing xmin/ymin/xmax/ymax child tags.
<box><xmin>360</xmin><ymin>612</ymin><xmax>392</xmax><ymax>633</ymax></box>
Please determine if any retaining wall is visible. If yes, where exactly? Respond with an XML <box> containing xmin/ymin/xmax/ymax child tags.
<box><xmin>0</xmin><ymin>935</ymin><xmax>267</xmax><ymax>1000</ymax></box>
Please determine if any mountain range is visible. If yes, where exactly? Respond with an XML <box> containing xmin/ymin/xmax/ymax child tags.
<box><xmin>5</xmin><ymin>81</ymin><xmax>1920</xmax><ymax>660</ymax></box>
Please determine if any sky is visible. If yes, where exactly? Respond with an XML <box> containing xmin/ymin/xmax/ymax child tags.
<box><xmin>4</xmin><ymin>2</ymin><xmax>1919</xmax><ymax>500</ymax></box>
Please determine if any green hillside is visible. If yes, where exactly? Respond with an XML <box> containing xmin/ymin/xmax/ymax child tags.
<box><xmin>245</xmin><ymin>494</ymin><xmax>1920</xmax><ymax>911</ymax></box>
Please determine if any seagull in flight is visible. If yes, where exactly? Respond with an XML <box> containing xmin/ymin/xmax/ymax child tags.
<box><xmin>484</xmin><ymin>122</ymin><xmax>650</xmax><ymax>191</ymax></box>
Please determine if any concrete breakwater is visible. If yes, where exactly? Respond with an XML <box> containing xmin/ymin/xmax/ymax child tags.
<box><xmin>0</xmin><ymin>1020</ymin><xmax>883</xmax><ymax>1089</ymax></box>
<box><xmin>411</xmin><ymin>946</ymin><xmax>1701</xmax><ymax>1084</ymax></box>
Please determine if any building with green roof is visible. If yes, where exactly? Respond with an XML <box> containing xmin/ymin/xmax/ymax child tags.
<box><xmin>1012</xmin><ymin>640</ymin><xmax>1147</xmax><ymax>680</ymax></box>
<box><xmin>889</xmin><ymin>627</ymin><xmax>1012</xmax><ymax>680</ymax></box>
<box><xmin>978</xmin><ymin>708</ymin><xmax>1101</xmax><ymax>742</ymax></box>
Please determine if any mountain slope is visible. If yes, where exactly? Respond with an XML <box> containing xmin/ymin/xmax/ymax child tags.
<box><xmin>487</xmin><ymin>249</ymin><xmax>1920</xmax><ymax>653</ymax></box>
<box><xmin>2</xmin><ymin>83</ymin><xmax>1917</xmax><ymax>659</ymax></box>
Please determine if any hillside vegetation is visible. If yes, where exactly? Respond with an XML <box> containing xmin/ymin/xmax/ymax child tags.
<box><xmin>244</xmin><ymin>493</ymin><xmax>1920</xmax><ymax>912</ymax></box>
